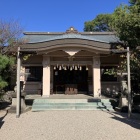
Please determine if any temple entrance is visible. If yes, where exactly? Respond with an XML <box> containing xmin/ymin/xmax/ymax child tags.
<box><xmin>53</xmin><ymin>66</ymin><xmax>88</xmax><ymax>94</ymax></box>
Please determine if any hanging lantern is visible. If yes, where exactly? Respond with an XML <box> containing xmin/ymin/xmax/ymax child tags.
<box><xmin>70</xmin><ymin>67</ymin><xmax>73</xmax><ymax>71</ymax></box>
<box><xmin>78</xmin><ymin>64</ymin><xmax>79</xmax><ymax>68</ymax></box>
<box><xmin>72</xmin><ymin>64</ymin><xmax>74</xmax><ymax>69</ymax></box>
<box><xmin>75</xmin><ymin>66</ymin><xmax>78</xmax><ymax>70</ymax></box>
<box><xmin>59</xmin><ymin>65</ymin><xmax>62</xmax><ymax>70</ymax></box>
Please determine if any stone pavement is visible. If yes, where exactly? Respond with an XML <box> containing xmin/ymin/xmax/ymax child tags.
<box><xmin>0</xmin><ymin>110</ymin><xmax>140</xmax><ymax>140</ymax></box>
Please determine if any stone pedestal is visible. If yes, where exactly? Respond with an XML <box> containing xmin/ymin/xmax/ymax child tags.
<box><xmin>115</xmin><ymin>97</ymin><xmax>128</xmax><ymax>112</ymax></box>
<box><xmin>118</xmin><ymin>97</ymin><xmax>128</xmax><ymax>107</ymax></box>
<box><xmin>115</xmin><ymin>80</ymin><xmax>128</xmax><ymax>111</ymax></box>
<box><xmin>8</xmin><ymin>92</ymin><xmax>29</xmax><ymax>113</ymax></box>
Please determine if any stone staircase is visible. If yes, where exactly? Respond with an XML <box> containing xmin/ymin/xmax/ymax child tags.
<box><xmin>31</xmin><ymin>98</ymin><xmax>114</xmax><ymax>111</ymax></box>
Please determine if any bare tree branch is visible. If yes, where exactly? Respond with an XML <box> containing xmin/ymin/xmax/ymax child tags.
<box><xmin>0</xmin><ymin>19</ymin><xmax>24</xmax><ymax>54</ymax></box>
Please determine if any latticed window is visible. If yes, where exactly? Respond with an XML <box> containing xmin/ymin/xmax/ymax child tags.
<box><xmin>25</xmin><ymin>66</ymin><xmax>43</xmax><ymax>82</ymax></box>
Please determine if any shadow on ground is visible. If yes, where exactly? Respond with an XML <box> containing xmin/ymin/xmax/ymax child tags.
<box><xmin>25</xmin><ymin>99</ymin><xmax>34</xmax><ymax>106</ymax></box>
<box><xmin>0</xmin><ymin>110</ymin><xmax>8</xmax><ymax>129</ymax></box>
<box><xmin>0</xmin><ymin>101</ymin><xmax>11</xmax><ymax>110</ymax></box>
<box><xmin>105</xmin><ymin>111</ymin><xmax>140</xmax><ymax>129</ymax></box>
<box><xmin>0</xmin><ymin>101</ymin><xmax>11</xmax><ymax>129</ymax></box>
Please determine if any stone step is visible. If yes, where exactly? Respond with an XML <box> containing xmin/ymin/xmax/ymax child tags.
<box><xmin>32</xmin><ymin>105</ymin><xmax>105</xmax><ymax>109</ymax></box>
<box><xmin>32</xmin><ymin>105</ymin><xmax>108</xmax><ymax>111</ymax></box>
<box><xmin>33</xmin><ymin>102</ymin><xmax>103</xmax><ymax>106</ymax></box>
<box><xmin>32</xmin><ymin>98</ymin><xmax>114</xmax><ymax>112</ymax></box>
<box><xmin>33</xmin><ymin>98</ymin><xmax>101</xmax><ymax>103</ymax></box>
<box><xmin>101</xmin><ymin>99</ymin><xmax>110</xmax><ymax>102</ymax></box>
<box><xmin>32</xmin><ymin>106</ymin><xmax>113</xmax><ymax>111</ymax></box>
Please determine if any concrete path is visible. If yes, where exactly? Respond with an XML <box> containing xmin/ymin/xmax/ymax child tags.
<box><xmin>0</xmin><ymin>110</ymin><xmax>140</xmax><ymax>140</ymax></box>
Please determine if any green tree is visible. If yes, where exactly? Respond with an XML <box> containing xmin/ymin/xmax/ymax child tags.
<box><xmin>110</xmin><ymin>1</ymin><xmax>140</xmax><ymax>93</ymax></box>
<box><xmin>111</xmin><ymin>4</ymin><xmax>140</xmax><ymax>48</ymax></box>
<box><xmin>129</xmin><ymin>0</ymin><xmax>140</xmax><ymax>5</ymax></box>
<box><xmin>84</xmin><ymin>14</ymin><xmax>112</xmax><ymax>32</ymax></box>
<box><xmin>84</xmin><ymin>0</ymin><xmax>140</xmax><ymax>93</ymax></box>
<box><xmin>0</xmin><ymin>54</ymin><xmax>15</xmax><ymax>90</ymax></box>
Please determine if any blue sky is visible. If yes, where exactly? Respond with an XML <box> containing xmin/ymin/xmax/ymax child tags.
<box><xmin>0</xmin><ymin>0</ymin><xmax>129</xmax><ymax>32</ymax></box>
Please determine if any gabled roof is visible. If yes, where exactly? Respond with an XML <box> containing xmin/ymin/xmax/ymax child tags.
<box><xmin>23</xmin><ymin>33</ymin><xmax>120</xmax><ymax>44</ymax></box>
<box><xmin>21</xmin><ymin>27</ymin><xmax>121</xmax><ymax>53</ymax></box>
<box><xmin>23</xmin><ymin>27</ymin><xmax>120</xmax><ymax>44</ymax></box>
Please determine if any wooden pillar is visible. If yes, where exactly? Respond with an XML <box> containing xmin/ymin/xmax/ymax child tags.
<box><xmin>93</xmin><ymin>56</ymin><xmax>101</xmax><ymax>97</ymax></box>
<box><xmin>16</xmin><ymin>46</ymin><xmax>21</xmax><ymax>118</ymax></box>
<box><xmin>50</xmin><ymin>65</ymin><xmax>53</xmax><ymax>94</ymax></box>
<box><xmin>42</xmin><ymin>56</ymin><xmax>50</xmax><ymax>97</ymax></box>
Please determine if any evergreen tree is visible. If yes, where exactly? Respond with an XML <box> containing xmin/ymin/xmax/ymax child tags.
<box><xmin>84</xmin><ymin>14</ymin><xmax>112</xmax><ymax>32</ymax></box>
<box><xmin>0</xmin><ymin>54</ymin><xmax>15</xmax><ymax>90</ymax></box>
<box><xmin>0</xmin><ymin>19</ymin><xmax>23</xmax><ymax>91</ymax></box>
<box><xmin>84</xmin><ymin>0</ymin><xmax>140</xmax><ymax>93</ymax></box>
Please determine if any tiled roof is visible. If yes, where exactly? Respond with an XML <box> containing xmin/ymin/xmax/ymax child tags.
<box><xmin>23</xmin><ymin>32</ymin><xmax>120</xmax><ymax>44</ymax></box>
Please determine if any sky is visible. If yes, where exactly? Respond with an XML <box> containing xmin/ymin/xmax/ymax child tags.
<box><xmin>0</xmin><ymin>0</ymin><xmax>129</xmax><ymax>32</ymax></box>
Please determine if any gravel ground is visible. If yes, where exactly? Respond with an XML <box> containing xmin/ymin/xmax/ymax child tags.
<box><xmin>0</xmin><ymin>110</ymin><xmax>140</xmax><ymax>140</ymax></box>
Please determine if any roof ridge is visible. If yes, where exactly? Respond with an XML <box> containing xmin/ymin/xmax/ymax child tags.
<box><xmin>24</xmin><ymin>31</ymin><xmax>115</xmax><ymax>35</ymax></box>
